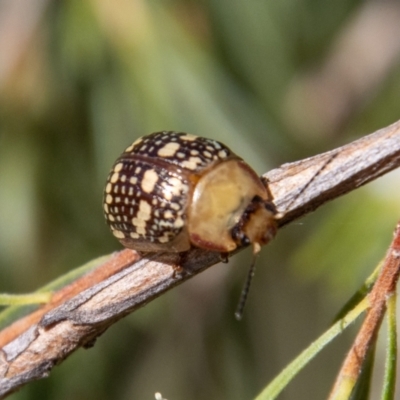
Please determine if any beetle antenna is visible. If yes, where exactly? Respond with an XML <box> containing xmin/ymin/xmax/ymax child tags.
<box><xmin>235</xmin><ymin>248</ymin><xmax>260</xmax><ymax>320</ymax></box>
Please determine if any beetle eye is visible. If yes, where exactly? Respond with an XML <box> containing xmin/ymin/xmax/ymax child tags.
<box><xmin>231</xmin><ymin>227</ymin><xmax>250</xmax><ymax>246</ymax></box>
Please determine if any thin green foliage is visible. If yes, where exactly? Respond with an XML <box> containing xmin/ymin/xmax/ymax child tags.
<box><xmin>255</xmin><ymin>299</ymin><xmax>368</xmax><ymax>400</ymax></box>
<box><xmin>381</xmin><ymin>293</ymin><xmax>397</xmax><ymax>400</ymax></box>
<box><xmin>0</xmin><ymin>292</ymin><xmax>52</xmax><ymax>306</ymax></box>
<box><xmin>348</xmin><ymin>343</ymin><xmax>375</xmax><ymax>400</ymax></box>
<box><xmin>334</xmin><ymin>261</ymin><xmax>382</xmax><ymax>322</ymax></box>
<box><xmin>257</xmin><ymin>235</ymin><xmax>400</xmax><ymax>400</ymax></box>
<box><xmin>0</xmin><ymin>254</ymin><xmax>111</xmax><ymax>329</ymax></box>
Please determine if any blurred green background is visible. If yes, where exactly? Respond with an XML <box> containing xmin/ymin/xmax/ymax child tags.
<box><xmin>1</xmin><ymin>0</ymin><xmax>400</xmax><ymax>399</ymax></box>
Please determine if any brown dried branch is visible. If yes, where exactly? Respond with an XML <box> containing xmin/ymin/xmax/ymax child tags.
<box><xmin>328</xmin><ymin>221</ymin><xmax>400</xmax><ymax>399</ymax></box>
<box><xmin>1</xmin><ymin>120</ymin><xmax>400</xmax><ymax>398</ymax></box>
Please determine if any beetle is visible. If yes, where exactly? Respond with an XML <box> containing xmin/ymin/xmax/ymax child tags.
<box><xmin>103</xmin><ymin>131</ymin><xmax>277</xmax><ymax>257</ymax></box>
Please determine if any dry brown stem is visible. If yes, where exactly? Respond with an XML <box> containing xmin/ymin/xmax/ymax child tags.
<box><xmin>1</xmin><ymin>120</ymin><xmax>400</xmax><ymax>397</ymax></box>
<box><xmin>328</xmin><ymin>221</ymin><xmax>400</xmax><ymax>399</ymax></box>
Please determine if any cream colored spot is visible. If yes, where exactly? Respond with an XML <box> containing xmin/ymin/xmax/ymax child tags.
<box><xmin>135</xmin><ymin>167</ymin><xmax>141</xmax><ymax>174</ymax></box>
<box><xmin>125</xmin><ymin>138</ymin><xmax>142</xmax><ymax>152</ymax></box>
<box><xmin>115</xmin><ymin>197</ymin><xmax>121</xmax><ymax>203</ymax></box>
<box><xmin>121</xmin><ymin>186</ymin><xmax>126</xmax><ymax>194</ymax></box>
<box><xmin>141</xmin><ymin>169</ymin><xmax>159</xmax><ymax>193</ymax></box>
<box><xmin>132</xmin><ymin>218</ymin><xmax>146</xmax><ymax>227</ymax></box>
<box><xmin>164</xmin><ymin>210</ymin><xmax>173</xmax><ymax>219</ymax></box>
<box><xmin>203</xmin><ymin>151</ymin><xmax>212</xmax><ymax>158</ymax></box>
<box><xmin>129</xmin><ymin>187</ymin><xmax>133</xmax><ymax>196</ymax></box>
<box><xmin>138</xmin><ymin>200</ymin><xmax>151</xmax><ymax>219</ymax></box>
<box><xmin>218</xmin><ymin>150</ymin><xmax>228</xmax><ymax>158</ymax></box>
<box><xmin>131</xmin><ymin>200</ymin><xmax>152</xmax><ymax>227</ymax></box>
<box><xmin>141</xmin><ymin>199</ymin><xmax>151</xmax><ymax>212</ymax></box>
<box><xmin>168</xmin><ymin>177</ymin><xmax>188</xmax><ymax>196</ymax></box>
<box><xmin>130</xmin><ymin>232</ymin><xmax>140</xmax><ymax>239</ymax></box>
<box><xmin>190</xmin><ymin>150</ymin><xmax>199</xmax><ymax>155</ymax></box>
<box><xmin>161</xmin><ymin>186</ymin><xmax>172</xmax><ymax>201</ymax></box>
<box><xmin>174</xmin><ymin>217</ymin><xmax>184</xmax><ymax>228</ymax></box>
<box><xmin>182</xmin><ymin>157</ymin><xmax>202</xmax><ymax>170</ymax></box>
<box><xmin>108</xmin><ymin>214</ymin><xmax>115</xmax><ymax>222</ymax></box>
<box><xmin>103</xmin><ymin>204</ymin><xmax>109</xmax><ymax>213</ymax></box>
<box><xmin>114</xmin><ymin>163</ymin><xmax>123</xmax><ymax>172</ymax></box>
<box><xmin>171</xmin><ymin>203</ymin><xmax>180</xmax><ymax>210</ymax></box>
<box><xmin>105</xmin><ymin>194</ymin><xmax>113</xmax><ymax>204</ymax></box>
<box><xmin>177</xmin><ymin>152</ymin><xmax>185</xmax><ymax>158</ymax></box>
<box><xmin>158</xmin><ymin>236</ymin><xmax>169</xmax><ymax>243</ymax></box>
<box><xmin>136</xmin><ymin>226</ymin><xmax>146</xmax><ymax>235</ymax></box>
<box><xmin>161</xmin><ymin>179</ymin><xmax>186</xmax><ymax>201</ymax></box>
<box><xmin>120</xmin><ymin>175</ymin><xmax>127</xmax><ymax>182</ymax></box>
<box><xmin>105</xmin><ymin>183</ymin><xmax>112</xmax><ymax>193</ymax></box>
<box><xmin>113</xmin><ymin>185</ymin><xmax>119</xmax><ymax>194</ymax></box>
<box><xmin>130</xmin><ymin>177</ymin><xmax>138</xmax><ymax>185</ymax></box>
<box><xmin>213</xmin><ymin>142</ymin><xmax>222</xmax><ymax>149</ymax></box>
<box><xmin>112</xmin><ymin>229</ymin><xmax>125</xmax><ymax>239</ymax></box>
<box><xmin>110</xmin><ymin>173</ymin><xmax>119</xmax><ymax>183</ymax></box>
<box><xmin>158</xmin><ymin>142</ymin><xmax>180</xmax><ymax>157</ymax></box>
<box><xmin>180</xmin><ymin>134</ymin><xmax>197</xmax><ymax>141</ymax></box>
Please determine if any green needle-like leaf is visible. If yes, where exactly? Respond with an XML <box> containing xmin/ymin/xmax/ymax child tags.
<box><xmin>255</xmin><ymin>298</ymin><xmax>369</xmax><ymax>400</ymax></box>
<box><xmin>381</xmin><ymin>293</ymin><xmax>397</xmax><ymax>400</ymax></box>
<box><xmin>349</xmin><ymin>342</ymin><xmax>375</xmax><ymax>400</ymax></box>
<box><xmin>334</xmin><ymin>262</ymin><xmax>381</xmax><ymax>322</ymax></box>
<box><xmin>0</xmin><ymin>254</ymin><xmax>112</xmax><ymax>329</ymax></box>
<box><xmin>0</xmin><ymin>292</ymin><xmax>52</xmax><ymax>306</ymax></box>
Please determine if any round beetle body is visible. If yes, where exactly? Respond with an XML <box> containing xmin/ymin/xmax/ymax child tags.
<box><xmin>103</xmin><ymin>131</ymin><xmax>277</xmax><ymax>254</ymax></box>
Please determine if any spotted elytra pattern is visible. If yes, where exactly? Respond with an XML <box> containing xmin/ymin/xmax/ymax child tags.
<box><xmin>104</xmin><ymin>131</ymin><xmax>277</xmax><ymax>254</ymax></box>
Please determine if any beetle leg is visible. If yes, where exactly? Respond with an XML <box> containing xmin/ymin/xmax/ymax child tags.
<box><xmin>219</xmin><ymin>252</ymin><xmax>229</xmax><ymax>263</ymax></box>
